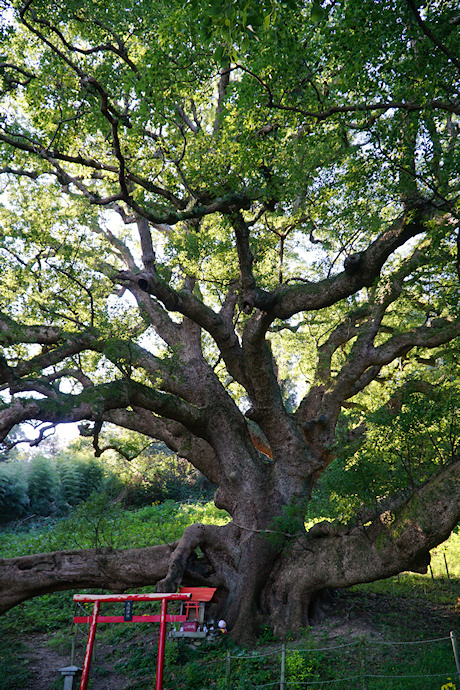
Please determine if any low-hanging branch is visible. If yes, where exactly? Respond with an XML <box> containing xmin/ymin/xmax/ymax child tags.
<box><xmin>1</xmin><ymin>0</ymin><xmax>459</xmax><ymax>644</ymax></box>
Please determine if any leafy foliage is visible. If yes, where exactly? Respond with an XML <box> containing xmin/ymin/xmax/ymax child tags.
<box><xmin>0</xmin><ymin>436</ymin><xmax>214</xmax><ymax>525</ymax></box>
<box><xmin>0</xmin><ymin>461</ymin><xmax>29</xmax><ymax>523</ymax></box>
<box><xmin>0</xmin><ymin>451</ymin><xmax>108</xmax><ymax>524</ymax></box>
<box><xmin>311</xmin><ymin>377</ymin><xmax>460</xmax><ymax>522</ymax></box>
<box><xmin>26</xmin><ymin>455</ymin><xmax>60</xmax><ymax>517</ymax></box>
<box><xmin>0</xmin><ymin>498</ymin><xmax>229</xmax><ymax>556</ymax></box>
<box><xmin>0</xmin><ymin>0</ymin><xmax>459</xmax><ymax>639</ymax></box>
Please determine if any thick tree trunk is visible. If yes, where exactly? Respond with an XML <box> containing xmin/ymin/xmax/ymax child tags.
<box><xmin>266</xmin><ymin>459</ymin><xmax>460</xmax><ymax>635</ymax></box>
<box><xmin>1</xmin><ymin>460</ymin><xmax>458</xmax><ymax>643</ymax></box>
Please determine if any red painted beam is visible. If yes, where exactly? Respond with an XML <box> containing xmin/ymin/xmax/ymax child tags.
<box><xmin>73</xmin><ymin>615</ymin><xmax>187</xmax><ymax>624</ymax></box>
<box><xmin>73</xmin><ymin>592</ymin><xmax>191</xmax><ymax>690</ymax></box>
<box><xmin>156</xmin><ymin>598</ymin><xmax>168</xmax><ymax>690</ymax></box>
<box><xmin>73</xmin><ymin>593</ymin><xmax>190</xmax><ymax>603</ymax></box>
<box><xmin>78</xmin><ymin>601</ymin><xmax>99</xmax><ymax>690</ymax></box>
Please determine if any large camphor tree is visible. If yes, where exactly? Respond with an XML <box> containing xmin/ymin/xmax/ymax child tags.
<box><xmin>0</xmin><ymin>0</ymin><xmax>459</xmax><ymax>643</ymax></box>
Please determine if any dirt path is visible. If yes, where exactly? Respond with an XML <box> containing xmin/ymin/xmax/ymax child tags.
<box><xmin>15</xmin><ymin>632</ymin><xmax>69</xmax><ymax>690</ymax></box>
<box><xmin>18</xmin><ymin>632</ymin><xmax>130</xmax><ymax>690</ymax></box>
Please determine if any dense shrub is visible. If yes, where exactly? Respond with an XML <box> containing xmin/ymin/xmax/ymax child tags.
<box><xmin>115</xmin><ymin>452</ymin><xmax>214</xmax><ymax>507</ymax></box>
<box><xmin>26</xmin><ymin>455</ymin><xmax>59</xmax><ymax>517</ymax></box>
<box><xmin>0</xmin><ymin>451</ymin><xmax>108</xmax><ymax>525</ymax></box>
<box><xmin>0</xmin><ymin>443</ymin><xmax>215</xmax><ymax>525</ymax></box>
<box><xmin>57</xmin><ymin>454</ymin><xmax>105</xmax><ymax>507</ymax></box>
<box><xmin>0</xmin><ymin>463</ymin><xmax>29</xmax><ymax>523</ymax></box>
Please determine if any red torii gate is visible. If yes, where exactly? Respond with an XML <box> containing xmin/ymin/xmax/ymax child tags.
<box><xmin>73</xmin><ymin>592</ymin><xmax>191</xmax><ymax>690</ymax></box>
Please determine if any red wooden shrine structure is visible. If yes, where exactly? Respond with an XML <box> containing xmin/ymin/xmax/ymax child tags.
<box><xmin>73</xmin><ymin>592</ymin><xmax>191</xmax><ymax>690</ymax></box>
<box><xmin>178</xmin><ymin>585</ymin><xmax>216</xmax><ymax>621</ymax></box>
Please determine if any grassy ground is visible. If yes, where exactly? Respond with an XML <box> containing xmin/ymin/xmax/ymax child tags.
<box><xmin>0</xmin><ymin>503</ymin><xmax>458</xmax><ymax>689</ymax></box>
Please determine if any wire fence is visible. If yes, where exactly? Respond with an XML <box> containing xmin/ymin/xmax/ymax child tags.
<box><xmin>221</xmin><ymin>632</ymin><xmax>460</xmax><ymax>689</ymax></box>
<box><xmin>69</xmin><ymin>601</ymin><xmax>460</xmax><ymax>689</ymax></box>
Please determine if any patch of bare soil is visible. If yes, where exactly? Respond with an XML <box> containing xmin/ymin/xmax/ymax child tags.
<box><xmin>16</xmin><ymin>632</ymin><xmax>69</xmax><ymax>690</ymax></box>
<box><xmin>315</xmin><ymin>589</ymin><xmax>459</xmax><ymax>642</ymax></box>
<box><xmin>19</xmin><ymin>632</ymin><xmax>132</xmax><ymax>690</ymax></box>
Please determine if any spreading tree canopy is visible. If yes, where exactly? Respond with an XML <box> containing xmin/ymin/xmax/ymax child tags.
<box><xmin>0</xmin><ymin>0</ymin><xmax>459</xmax><ymax>642</ymax></box>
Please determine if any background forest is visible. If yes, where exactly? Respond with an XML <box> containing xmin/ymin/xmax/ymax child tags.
<box><xmin>0</xmin><ymin>434</ymin><xmax>211</xmax><ymax>524</ymax></box>
<box><xmin>0</xmin><ymin>0</ymin><xmax>459</xmax><ymax>653</ymax></box>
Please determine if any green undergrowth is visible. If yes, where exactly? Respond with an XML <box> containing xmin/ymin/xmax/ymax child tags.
<box><xmin>0</xmin><ymin>496</ymin><xmax>230</xmax><ymax>556</ymax></box>
<box><xmin>72</xmin><ymin>620</ymin><xmax>459</xmax><ymax>690</ymax></box>
<box><xmin>0</xmin><ymin>503</ymin><xmax>458</xmax><ymax>690</ymax></box>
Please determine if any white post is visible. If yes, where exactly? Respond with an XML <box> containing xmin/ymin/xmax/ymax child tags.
<box><xmin>225</xmin><ymin>650</ymin><xmax>231</xmax><ymax>690</ymax></box>
<box><xmin>280</xmin><ymin>644</ymin><xmax>286</xmax><ymax>690</ymax></box>
<box><xmin>450</xmin><ymin>631</ymin><xmax>460</xmax><ymax>682</ymax></box>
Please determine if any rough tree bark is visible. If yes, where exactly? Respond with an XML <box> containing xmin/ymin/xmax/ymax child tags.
<box><xmin>1</xmin><ymin>209</ymin><xmax>460</xmax><ymax>643</ymax></box>
<box><xmin>0</xmin><ymin>157</ymin><xmax>459</xmax><ymax>646</ymax></box>
<box><xmin>0</xmin><ymin>0</ymin><xmax>459</xmax><ymax>645</ymax></box>
<box><xmin>1</xmin><ymin>460</ymin><xmax>458</xmax><ymax>643</ymax></box>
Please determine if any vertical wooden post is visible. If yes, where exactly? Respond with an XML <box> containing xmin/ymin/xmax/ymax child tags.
<box><xmin>450</xmin><ymin>631</ymin><xmax>460</xmax><ymax>682</ymax></box>
<box><xmin>225</xmin><ymin>650</ymin><xmax>231</xmax><ymax>689</ymax></box>
<box><xmin>280</xmin><ymin>644</ymin><xmax>286</xmax><ymax>690</ymax></box>
<box><xmin>70</xmin><ymin>627</ymin><xmax>76</xmax><ymax>666</ymax></box>
<box><xmin>360</xmin><ymin>638</ymin><xmax>366</xmax><ymax>690</ymax></box>
<box><xmin>79</xmin><ymin>601</ymin><xmax>99</xmax><ymax>690</ymax></box>
<box><xmin>155</xmin><ymin>598</ymin><xmax>168</xmax><ymax>690</ymax></box>
<box><xmin>444</xmin><ymin>553</ymin><xmax>452</xmax><ymax>590</ymax></box>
